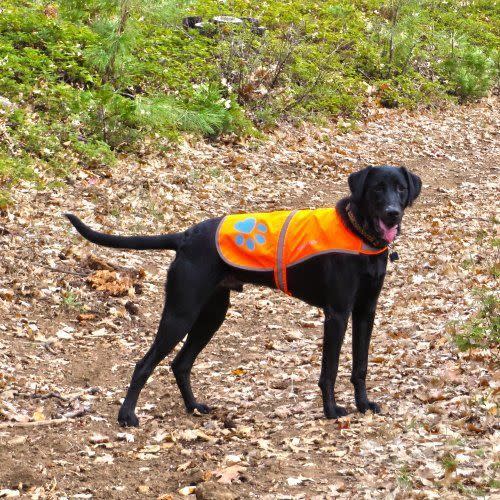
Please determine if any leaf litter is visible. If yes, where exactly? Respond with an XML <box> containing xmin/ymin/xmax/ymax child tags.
<box><xmin>0</xmin><ymin>98</ymin><xmax>499</xmax><ymax>498</ymax></box>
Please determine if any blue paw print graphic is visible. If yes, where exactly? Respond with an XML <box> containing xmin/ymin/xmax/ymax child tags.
<box><xmin>234</xmin><ymin>218</ymin><xmax>267</xmax><ymax>251</ymax></box>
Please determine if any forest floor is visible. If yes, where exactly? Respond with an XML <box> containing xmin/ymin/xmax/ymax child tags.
<box><xmin>0</xmin><ymin>99</ymin><xmax>498</xmax><ymax>499</ymax></box>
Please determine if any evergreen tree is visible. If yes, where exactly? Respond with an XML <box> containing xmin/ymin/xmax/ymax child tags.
<box><xmin>59</xmin><ymin>0</ymin><xmax>241</xmax><ymax>145</ymax></box>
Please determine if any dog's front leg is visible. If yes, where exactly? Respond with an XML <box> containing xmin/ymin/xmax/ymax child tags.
<box><xmin>318</xmin><ymin>308</ymin><xmax>350</xmax><ymax>419</ymax></box>
<box><xmin>351</xmin><ymin>295</ymin><xmax>382</xmax><ymax>414</ymax></box>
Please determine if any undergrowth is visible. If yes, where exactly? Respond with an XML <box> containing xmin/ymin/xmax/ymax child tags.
<box><xmin>452</xmin><ymin>291</ymin><xmax>500</xmax><ymax>352</ymax></box>
<box><xmin>0</xmin><ymin>0</ymin><xmax>498</xmax><ymax>203</ymax></box>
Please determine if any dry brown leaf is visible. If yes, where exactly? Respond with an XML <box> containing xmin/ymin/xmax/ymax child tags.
<box><xmin>215</xmin><ymin>465</ymin><xmax>247</xmax><ymax>484</ymax></box>
<box><xmin>231</xmin><ymin>368</ymin><xmax>246</xmax><ymax>376</ymax></box>
<box><xmin>77</xmin><ymin>313</ymin><xmax>96</xmax><ymax>322</ymax></box>
<box><xmin>87</xmin><ymin>270</ymin><xmax>134</xmax><ymax>296</ymax></box>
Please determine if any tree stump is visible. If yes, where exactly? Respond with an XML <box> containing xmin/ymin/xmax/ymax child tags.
<box><xmin>212</xmin><ymin>16</ymin><xmax>244</xmax><ymax>26</ymax></box>
<box><xmin>182</xmin><ymin>16</ymin><xmax>202</xmax><ymax>29</ymax></box>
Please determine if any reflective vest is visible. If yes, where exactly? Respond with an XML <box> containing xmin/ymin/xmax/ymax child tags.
<box><xmin>216</xmin><ymin>208</ymin><xmax>387</xmax><ymax>295</ymax></box>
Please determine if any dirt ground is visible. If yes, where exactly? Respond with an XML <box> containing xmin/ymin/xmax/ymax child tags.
<box><xmin>0</xmin><ymin>99</ymin><xmax>498</xmax><ymax>499</ymax></box>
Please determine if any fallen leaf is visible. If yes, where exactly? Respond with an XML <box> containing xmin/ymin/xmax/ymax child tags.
<box><xmin>231</xmin><ymin>368</ymin><xmax>246</xmax><ymax>376</ymax></box>
<box><xmin>77</xmin><ymin>313</ymin><xmax>96</xmax><ymax>322</ymax></box>
<box><xmin>8</xmin><ymin>436</ymin><xmax>27</xmax><ymax>446</ymax></box>
<box><xmin>89</xmin><ymin>433</ymin><xmax>109</xmax><ymax>444</ymax></box>
<box><xmin>32</xmin><ymin>410</ymin><xmax>45</xmax><ymax>422</ymax></box>
<box><xmin>140</xmin><ymin>444</ymin><xmax>160</xmax><ymax>454</ymax></box>
<box><xmin>116</xmin><ymin>432</ymin><xmax>135</xmax><ymax>443</ymax></box>
<box><xmin>416</xmin><ymin>390</ymin><xmax>446</xmax><ymax>403</ymax></box>
<box><xmin>177</xmin><ymin>461</ymin><xmax>192</xmax><ymax>472</ymax></box>
<box><xmin>215</xmin><ymin>465</ymin><xmax>247</xmax><ymax>484</ymax></box>
<box><xmin>87</xmin><ymin>270</ymin><xmax>134</xmax><ymax>296</ymax></box>
<box><xmin>94</xmin><ymin>454</ymin><xmax>114</xmax><ymax>464</ymax></box>
<box><xmin>0</xmin><ymin>490</ymin><xmax>20</xmax><ymax>498</ymax></box>
<box><xmin>336</xmin><ymin>416</ymin><xmax>350</xmax><ymax>430</ymax></box>
<box><xmin>287</xmin><ymin>476</ymin><xmax>314</xmax><ymax>486</ymax></box>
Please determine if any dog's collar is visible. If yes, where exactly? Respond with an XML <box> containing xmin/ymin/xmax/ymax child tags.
<box><xmin>345</xmin><ymin>203</ymin><xmax>388</xmax><ymax>250</ymax></box>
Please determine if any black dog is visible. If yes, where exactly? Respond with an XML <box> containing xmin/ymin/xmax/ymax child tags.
<box><xmin>65</xmin><ymin>165</ymin><xmax>421</xmax><ymax>427</ymax></box>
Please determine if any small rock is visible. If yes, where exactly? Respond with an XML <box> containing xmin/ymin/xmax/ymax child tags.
<box><xmin>186</xmin><ymin>468</ymin><xmax>206</xmax><ymax>485</ymax></box>
<box><xmin>137</xmin><ymin>485</ymin><xmax>150</xmax><ymax>494</ymax></box>
<box><xmin>195</xmin><ymin>482</ymin><xmax>237</xmax><ymax>500</ymax></box>
<box><xmin>179</xmin><ymin>486</ymin><xmax>196</xmax><ymax>496</ymax></box>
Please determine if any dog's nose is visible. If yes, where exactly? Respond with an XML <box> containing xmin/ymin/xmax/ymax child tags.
<box><xmin>385</xmin><ymin>207</ymin><xmax>401</xmax><ymax>220</ymax></box>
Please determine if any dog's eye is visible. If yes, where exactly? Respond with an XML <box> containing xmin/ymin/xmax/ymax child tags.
<box><xmin>397</xmin><ymin>185</ymin><xmax>407</xmax><ymax>193</ymax></box>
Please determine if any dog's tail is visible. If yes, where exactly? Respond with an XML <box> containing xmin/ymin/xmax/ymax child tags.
<box><xmin>64</xmin><ymin>213</ymin><xmax>181</xmax><ymax>251</ymax></box>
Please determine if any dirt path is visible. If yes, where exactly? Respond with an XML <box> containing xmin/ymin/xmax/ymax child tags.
<box><xmin>0</xmin><ymin>99</ymin><xmax>498</xmax><ymax>499</ymax></box>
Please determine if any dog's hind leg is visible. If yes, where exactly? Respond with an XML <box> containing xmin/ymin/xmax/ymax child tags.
<box><xmin>118</xmin><ymin>257</ymin><xmax>222</xmax><ymax>427</ymax></box>
<box><xmin>171</xmin><ymin>287</ymin><xmax>230</xmax><ymax>414</ymax></box>
<box><xmin>117</xmin><ymin>309</ymin><xmax>195</xmax><ymax>427</ymax></box>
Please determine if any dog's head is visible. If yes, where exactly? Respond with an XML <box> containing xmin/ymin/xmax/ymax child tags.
<box><xmin>348</xmin><ymin>165</ymin><xmax>421</xmax><ymax>244</ymax></box>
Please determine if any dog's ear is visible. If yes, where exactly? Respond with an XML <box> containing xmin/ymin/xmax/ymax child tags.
<box><xmin>401</xmin><ymin>167</ymin><xmax>422</xmax><ymax>206</ymax></box>
<box><xmin>348</xmin><ymin>166</ymin><xmax>373</xmax><ymax>203</ymax></box>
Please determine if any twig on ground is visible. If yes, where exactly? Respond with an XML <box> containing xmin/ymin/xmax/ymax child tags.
<box><xmin>38</xmin><ymin>263</ymin><xmax>87</xmax><ymax>277</ymax></box>
<box><xmin>27</xmin><ymin>391</ymin><xmax>68</xmax><ymax>402</ymax></box>
<box><xmin>0</xmin><ymin>417</ymin><xmax>72</xmax><ymax>429</ymax></box>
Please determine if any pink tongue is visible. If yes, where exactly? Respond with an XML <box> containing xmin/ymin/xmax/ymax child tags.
<box><xmin>378</xmin><ymin>220</ymin><xmax>398</xmax><ymax>243</ymax></box>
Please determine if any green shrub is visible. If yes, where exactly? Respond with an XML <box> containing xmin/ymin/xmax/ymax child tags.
<box><xmin>452</xmin><ymin>291</ymin><xmax>500</xmax><ymax>351</ymax></box>
<box><xmin>371</xmin><ymin>0</ymin><xmax>429</xmax><ymax>78</ymax></box>
<box><xmin>0</xmin><ymin>0</ymin><xmax>498</xmax><ymax>206</ymax></box>
<box><xmin>0</xmin><ymin>149</ymin><xmax>38</xmax><ymax>209</ymax></box>
<box><xmin>136</xmin><ymin>84</ymin><xmax>251</xmax><ymax>136</ymax></box>
<box><xmin>438</xmin><ymin>36</ymin><xmax>497</xmax><ymax>101</ymax></box>
<box><xmin>0</xmin><ymin>151</ymin><xmax>37</xmax><ymax>185</ymax></box>
<box><xmin>72</xmin><ymin>138</ymin><xmax>116</xmax><ymax>169</ymax></box>
<box><xmin>376</xmin><ymin>74</ymin><xmax>446</xmax><ymax>108</ymax></box>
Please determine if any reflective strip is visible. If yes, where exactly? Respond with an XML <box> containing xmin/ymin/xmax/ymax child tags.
<box><xmin>275</xmin><ymin>210</ymin><xmax>297</xmax><ymax>295</ymax></box>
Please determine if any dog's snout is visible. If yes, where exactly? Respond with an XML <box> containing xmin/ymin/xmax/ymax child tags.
<box><xmin>385</xmin><ymin>207</ymin><xmax>401</xmax><ymax>219</ymax></box>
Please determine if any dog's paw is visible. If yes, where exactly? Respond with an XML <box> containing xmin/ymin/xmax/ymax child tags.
<box><xmin>187</xmin><ymin>402</ymin><xmax>211</xmax><ymax>414</ymax></box>
<box><xmin>356</xmin><ymin>400</ymin><xmax>381</xmax><ymax>414</ymax></box>
<box><xmin>118</xmin><ymin>408</ymin><xmax>140</xmax><ymax>427</ymax></box>
<box><xmin>324</xmin><ymin>404</ymin><xmax>348</xmax><ymax>419</ymax></box>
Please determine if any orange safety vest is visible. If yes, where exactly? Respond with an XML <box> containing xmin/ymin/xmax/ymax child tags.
<box><xmin>216</xmin><ymin>208</ymin><xmax>387</xmax><ymax>295</ymax></box>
